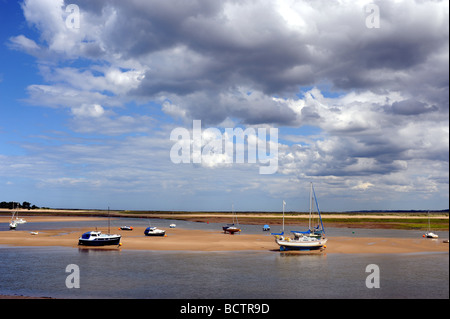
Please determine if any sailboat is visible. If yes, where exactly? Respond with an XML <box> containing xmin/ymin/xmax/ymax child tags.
<box><xmin>291</xmin><ymin>183</ymin><xmax>325</xmax><ymax>240</ymax></box>
<box><xmin>78</xmin><ymin>207</ymin><xmax>122</xmax><ymax>246</ymax></box>
<box><xmin>9</xmin><ymin>212</ymin><xmax>17</xmax><ymax>230</ymax></box>
<box><xmin>223</xmin><ymin>204</ymin><xmax>241</xmax><ymax>234</ymax></box>
<box><xmin>14</xmin><ymin>216</ymin><xmax>27</xmax><ymax>224</ymax></box>
<box><xmin>14</xmin><ymin>208</ymin><xmax>27</xmax><ymax>224</ymax></box>
<box><xmin>424</xmin><ymin>211</ymin><xmax>438</xmax><ymax>239</ymax></box>
<box><xmin>272</xmin><ymin>183</ymin><xmax>327</xmax><ymax>251</ymax></box>
<box><xmin>9</xmin><ymin>204</ymin><xmax>18</xmax><ymax>229</ymax></box>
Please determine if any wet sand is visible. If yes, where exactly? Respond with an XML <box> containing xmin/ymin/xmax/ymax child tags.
<box><xmin>0</xmin><ymin>216</ymin><xmax>448</xmax><ymax>254</ymax></box>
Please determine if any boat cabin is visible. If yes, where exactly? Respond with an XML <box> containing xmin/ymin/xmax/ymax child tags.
<box><xmin>81</xmin><ymin>231</ymin><xmax>101</xmax><ymax>239</ymax></box>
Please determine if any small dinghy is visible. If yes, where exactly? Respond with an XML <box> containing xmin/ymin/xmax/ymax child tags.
<box><xmin>119</xmin><ymin>226</ymin><xmax>133</xmax><ymax>231</ymax></box>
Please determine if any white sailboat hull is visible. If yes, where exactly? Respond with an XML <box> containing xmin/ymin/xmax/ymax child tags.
<box><xmin>275</xmin><ymin>236</ymin><xmax>327</xmax><ymax>251</ymax></box>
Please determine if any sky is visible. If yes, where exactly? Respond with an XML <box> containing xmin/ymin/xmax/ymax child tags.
<box><xmin>0</xmin><ymin>0</ymin><xmax>448</xmax><ymax>212</ymax></box>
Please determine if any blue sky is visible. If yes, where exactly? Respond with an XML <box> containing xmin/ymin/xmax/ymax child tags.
<box><xmin>0</xmin><ymin>0</ymin><xmax>448</xmax><ymax>212</ymax></box>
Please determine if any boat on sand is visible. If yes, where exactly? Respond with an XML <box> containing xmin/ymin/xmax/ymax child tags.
<box><xmin>424</xmin><ymin>211</ymin><xmax>439</xmax><ymax>239</ymax></box>
<box><xmin>144</xmin><ymin>226</ymin><xmax>166</xmax><ymax>236</ymax></box>
<box><xmin>78</xmin><ymin>231</ymin><xmax>122</xmax><ymax>246</ymax></box>
<box><xmin>223</xmin><ymin>204</ymin><xmax>241</xmax><ymax>234</ymax></box>
<box><xmin>119</xmin><ymin>226</ymin><xmax>133</xmax><ymax>231</ymax></box>
<box><xmin>9</xmin><ymin>210</ymin><xmax>18</xmax><ymax>229</ymax></box>
<box><xmin>272</xmin><ymin>183</ymin><xmax>327</xmax><ymax>251</ymax></box>
<box><xmin>78</xmin><ymin>207</ymin><xmax>122</xmax><ymax>246</ymax></box>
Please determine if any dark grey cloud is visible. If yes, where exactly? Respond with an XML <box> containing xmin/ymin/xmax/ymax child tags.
<box><xmin>388</xmin><ymin>99</ymin><xmax>438</xmax><ymax>115</ymax></box>
<box><xmin>47</xmin><ymin>0</ymin><xmax>446</xmax><ymax>128</ymax></box>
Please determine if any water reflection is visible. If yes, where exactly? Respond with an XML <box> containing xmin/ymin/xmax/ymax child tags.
<box><xmin>78</xmin><ymin>246</ymin><xmax>123</xmax><ymax>253</ymax></box>
<box><xmin>277</xmin><ymin>250</ymin><xmax>327</xmax><ymax>258</ymax></box>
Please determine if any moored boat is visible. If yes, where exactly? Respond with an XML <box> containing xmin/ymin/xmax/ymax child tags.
<box><xmin>273</xmin><ymin>183</ymin><xmax>327</xmax><ymax>251</ymax></box>
<box><xmin>78</xmin><ymin>231</ymin><xmax>122</xmax><ymax>246</ymax></box>
<box><xmin>222</xmin><ymin>224</ymin><xmax>233</xmax><ymax>232</ymax></box>
<box><xmin>9</xmin><ymin>209</ymin><xmax>18</xmax><ymax>229</ymax></box>
<box><xmin>119</xmin><ymin>226</ymin><xmax>133</xmax><ymax>231</ymax></box>
<box><xmin>9</xmin><ymin>203</ymin><xmax>27</xmax><ymax>225</ymax></box>
<box><xmin>78</xmin><ymin>207</ymin><xmax>122</xmax><ymax>246</ymax></box>
<box><xmin>224</xmin><ymin>225</ymin><xmax>241</xmax><ymax>234</ymax></box>
<box><xmin>15</xmin><ymin>218</ymin><xmax>27</xmax><ymax>224</ymax></box>
<box><xmin>9</xmin><ymin>220</ymin><xmax>17</xmax><ymax>230</ymax></box>
<box><xmin>274</xmin><ymin>234</ymin><xmax>328</xmax><ymax>251</ymax></box>
<box><xmin>14</xmin><ymin>211</ymin><xmax>27</xmax><ymax>224</ymax></box>
<box><xmin>423</xmin><ymin>211</ymin><xmax>439</xmax><ymax>239</ymax></box>
<box><xmin>223</xmin><ymin>204</ymin><xmax>241</xmax><ymax>234</ymax></box>
<box><xmin>144</xmin><ymin>226</ymin><xmax>166</xmax><ymax>236</ymax></box>
<box><xmin>425</xmin><ymin>232</ymin><xmax>439</xmax><ymax>239</ymax></box>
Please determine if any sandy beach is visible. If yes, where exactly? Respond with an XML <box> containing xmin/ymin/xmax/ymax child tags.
<box><xmin>0</xmin><ymin>216</ymin><xmax>448</xmax><ymax>254</ymax></box>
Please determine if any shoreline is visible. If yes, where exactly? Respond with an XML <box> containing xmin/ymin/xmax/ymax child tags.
<box><xmin>0</xmin><ymin>216</ymin><xmax>448</xmax><ymax>254</ymax></box>
<box><xmin>2</xmin><ymin>208</ymin><xmax>448</xmax><ymax>219</ymax></box>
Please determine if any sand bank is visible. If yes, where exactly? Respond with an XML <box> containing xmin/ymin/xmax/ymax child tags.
<box><xmin>0</xmin><ymin>224</ymin><xmax>448</xmax><ymax>254</ymax></box>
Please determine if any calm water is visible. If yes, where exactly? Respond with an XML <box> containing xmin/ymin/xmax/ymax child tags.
<box><xmin>0</xmin><ymin>218</ymin><xmax>448</xmax><ymax>299</ymax></box>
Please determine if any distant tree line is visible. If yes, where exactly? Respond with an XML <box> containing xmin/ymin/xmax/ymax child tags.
<box><xmin>0</xmin><ymin>201</ymin><xmax>40</xmax><ymax>210</ymax></box>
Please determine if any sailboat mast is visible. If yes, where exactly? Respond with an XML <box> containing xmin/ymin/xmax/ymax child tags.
<box><xmin>235</xmin><ymin>204</ymin><xmax>240</xmax><ymax>227</ymax></box>
<box><xmin>312</xmin><ymin>183</ymin><xmax>325</xmax><ymax>235</ymax></box>
<box><xmin>232</xmin><ymin>203</ymin><xmax>235</xmax><ymax>225</ymax></box>
<box><xmin>108</xmin><ymin>206</ymin><xmax>110</xmax><ymax>234</ymax></box>
<box><xmin>282</xmin><ymin>200</ymin><xmax>285</xmax><ymax>233</ymax></box>
<box><xmin>309</xmin><ymin>182</ymin><xmax>312</xmax><ymax>231</ymax></box>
